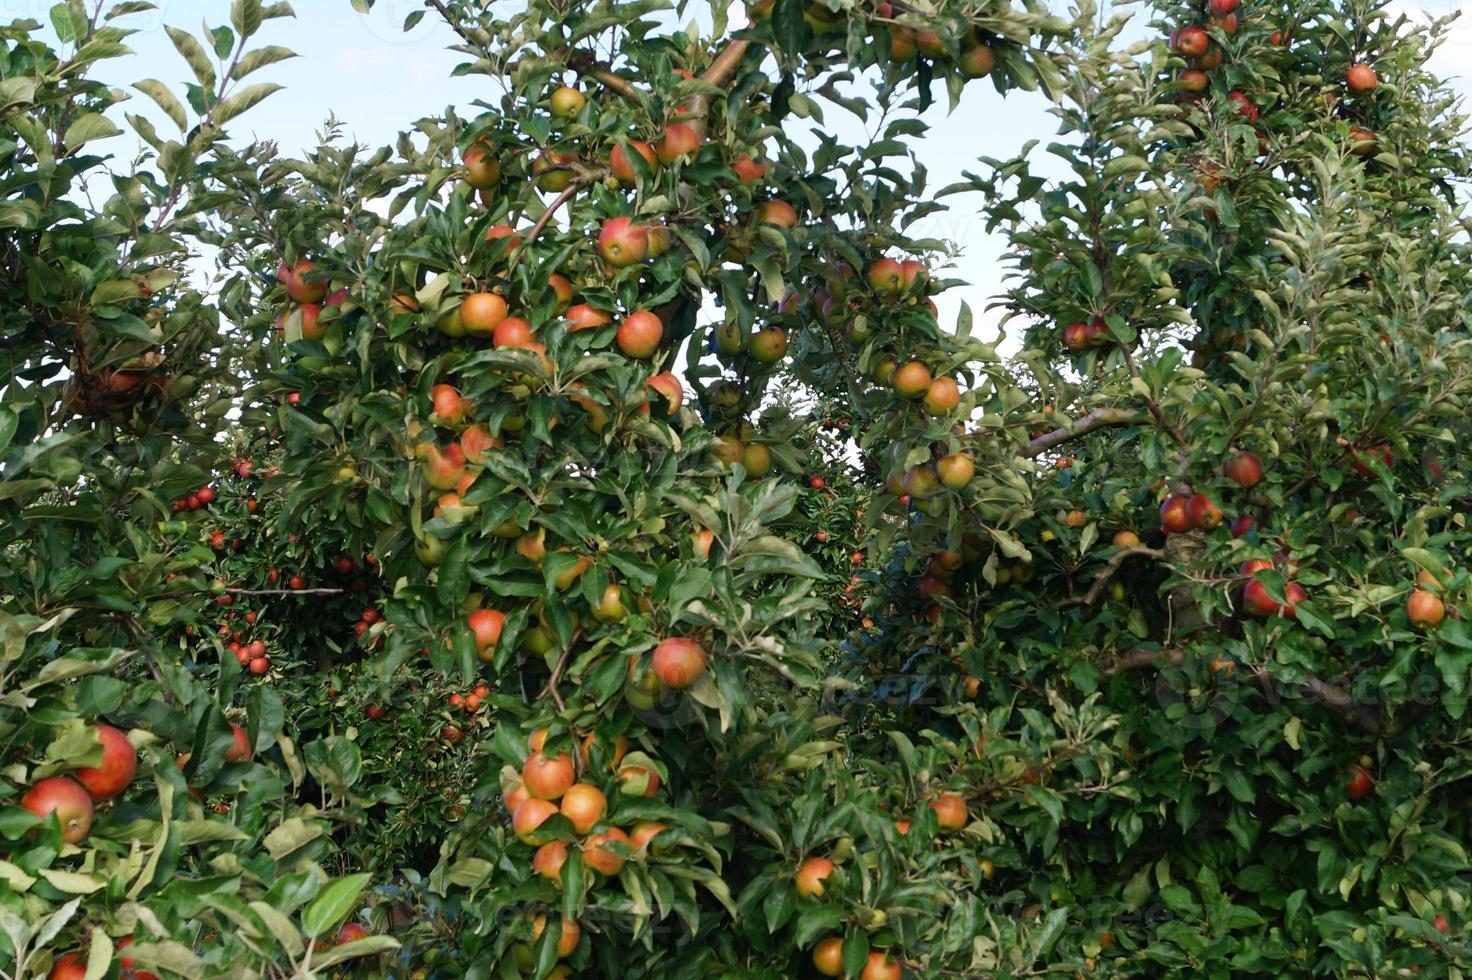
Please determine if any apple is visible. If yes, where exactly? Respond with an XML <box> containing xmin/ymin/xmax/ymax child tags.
<box><xmin>533</xmin><ymin>840</ymin><xmax>568</xmax><ymax>882</ymax></box>
<box><xmin>580</xmin><ymin>733</ymin><xmax>629</xmax><ymax>770</ymax></box>
<box><xmin>732</xmin><ymin>154</ymin><xmax>767</xmax><ymax>183</ymax></box>
<box><xmin>812</xmin><ymin>936</ymin><xmax>845</xmax><ymax>976</ymax></box>
<box><xmin>618</xmin><ymin>764</ymin><xmax>661</xmax><ymax>796</ymax></box>
<box><xmin>903</xmin><ymin>465</ymin><xmax>939</xmax><ymax>500</ymax></box>
<box><xmin>653</xmin><ymin>637</ymin><xmax>708</xmax><ymax>689</ymax></box>
<box><xmin>1436</xmin><ymin>914</ymin><xmax>1450</xmax><ymax>934</ymax></box>
<box><xmin>960</xmin><ymin>41</ymin><xmax>995</xmax><ymax>78</ymax></box>
<box><xmin>630</xmin><ymin>821</ymin><xmax>668</xmax><ymax>853</ymax></box>
<box><xmin>647</xmin><ymin>372</ymin><xmax>684</xmax><ymax>414</ymax></box>
<box><xmin>460</xmin><ymin>292</ymin><xmax>508</xmax><ymax>336</ymax></box>
<box><xmin>523</xmin><ymin>751</ymin><xmax>576</xmax><ymax>800</ymax></box>
<box><xmin>644</xmin><ymin>222</ymin><xmax>673</xmax><ymax>256</ymax></box>
<box><xmin>743</xmin><ymin>442</ymin><xmax>773</xmax><ymax>477</ymax></box>
<box><xmin>1174</xmin><ymin>25</ymin><xmax>1209</xmax><ymax>57</ymax></box>
<box><xmin>288</xmin><ymin>303</ymin><xmax>324</xmax><ymax>342</ymax></box>
<box><xmin>1062</xmin><ymin>322</ymin><xmax>1090</xmax><ymax>351</ymax></box>
<box><xmin>553</xmin><ymin>553</ymin><xmax>592</xmax><ymax>590</ymax></box>
<box><xmin>890</xmin><ymin>26</ymin><xmax>918</xmax><ymax>61</ymax></box>
<box><xmin>937</xmin><ymin>453</ymin><xmax>975</xmax><ymax>489</ymax></box>
<box><xmin>225</xmin><ymin>723</ymin><xmax>252</xmax><ymax>762</ymax></box>
<box><xmin>460</xmin><ymin>424</ymin><xmax>501</xmax><ymax>464</ymax></box>
<box><xmin>532</xmin><ymin>150</ymin><xmax>577</xmax><ymax>192</ymax></box>
<box><xmin>1347</xmin><ymin>126</ymin><xmax>1377</xmax><ymax>156</ymax></box>
<box><xmin>861</xmin><ymin>952</ymin><xmax>902</xmax><ymax>980</ymax></box>
<box><xmin>892</xmin><ymin>361</ymin><xmax>932</xmax><ymax>399</ymax></box>
<box><xmin>1224</xmin><ymin>451</ymin><xmax>1263</xmax><ymax>487</ymax></box>
<box><xmin>462</xmin><ymin>142</ymin><xmax>500</xmax><ymax>188</ymax></box>
<box><xmin>1159</xmin><ymin>494</ymin><xmax>1192</xmax><ymax>534</ymax></box>
<box><xmin>282</xmin><ymin>260</ymin><xmax>326</xmax><ymax>304</ymax></box>
<box><xmin>492</xmin><ymin>316</ymin><xmax>533</xmax><ymax>349</ymax></box>
<box><xmin>657</xmin><ymin>122</ymin><xmax>701</xmax><ymax>163</ymax></box>
<box><xmin>23</xmin><ymin>777</ymin><xmax>94</xmax><ymax>844</ymax></box>
<box><xmin>545</xmin><ymin>273</ymin><xmax>573</xmax><ymax>312</ymax></box>
<box><xmin>899</xmin><ymin>260</ymin><xmax>928</xmax><ymax>292</ymax></box>
<box><xmin>531</xmin><ymin>915</ymin><xmax>580</xmax><ymax>959</ymax></box>
<box><xmin>1408</xmin><ymin>589</ymin><xmax>1445</xmax><ymax>629</ymax></box>
<box><xmin>1210</xmin><ymin>12</ymin><xmax>1237</xmax><ymax>33</ymax></box>
<box><xmin>867</xmin><ymin>258</ymin><xmax>904</xmax><ymax>294</ymax></box>
<box><xmin>1185</xmin><ymin>494</ymin><xmax>1223</xmax><ymax>530</ymax></box>
<box><xmin>1179</xmin><ymin>69</ymin><xmax>1208</xmax><ymax>94</ymax></box>
<box><xmin>513</xmin><ymin>798</ymin><xmax>559</xmax><ymax>844</ymax></box>
<box><xmin>1230</xmin><ymin>514</ymin><xmax>1256</xmax><ymax>538</ymax></box>
<box><xmin>1352</xmin><ymin>442</ymin><xmax>1393</xmax><ymax>476</ymax></box>
<box><xmin>712</xmin><ymin>436</ymin><xmax>744</xmax><ymax>468</ymax></box>
<box><xmin>1346</xmin><ymin>64</ymin><xmax>1378</xmax><ymax>94</ymax></box>
<box><xmin>929</xmin><ymin>792</ymin><xmax>968</xmax><ymax>830</ymax></box>
<box><xmin>47</xmin><ymin>954</ymin><xmax>87</xmax><ymax>980</ymax></box>
<box><xmin>616</xmin><ymin>311</ymin><xmax>663</xmax><ymax>359</ymax></box>
<box><xmin>566</xmin><ymin>304</ymin><xmax>612</xmax><ymax>332</ymax></box>
<box><xmin>582</xmin><ymin>828</ymin><xmax>632</xmax><ymax>877</ymax></box>
<box><xmin>1113</xmin><ymin>530</ymin><xmax>1141</xmax><ymax>548</ymax></box>
<box><xmin>1346</xmin><ymin>763</ymin><xmax>1374</xmax><ymax>800</ymax></box>
<box><xmin>795</xmin><ymin>856</ymin><xmax>835</xmax><ymax>898</ymax></box>
<box><xmin>923</xmin><ymin>376</ymin><xmax>960</xmax><ymax>416</ymax></box>
<box><xmin>74</xmin><ymin>724</ymin><xmax>137</xmax><ymax>801</ymax></box>
<box><xmin>1228</xmin><ymin>91</ymin><xmax>1258</xmax><ymax>123</ymax></box>
<box><xmin>424</xmin><ymin>443</ymin><xmax>467</xmax><ymax>491</ymax></box>
<box><xmin>756</xmin><ymin>200</ymin><xmax>798</xmax><ymax>227</ymax></box>
<box><xmin>595</xmin><ymin>218</ymin><xmax>648</xmax><ymax>271</ymax></box>
<box><xmin>549</xmin><ymin>84</ymin><xmax>585</xmax><ymax>119</ymax></box>
<box><xmin>609</xmin><ymin>139</ymin><xmax>659</xmax><ymax>184</ymax></box>
<box><xmin>430</xmin><ymin>384</ymin><xmax>465</xmax><ymax>425</ymax></box>
<box><xmin>467</xmin><ymin>608</ymin><xmax>505</xmax><ymax>652</ymax></box>
<box><xmin>558</xmin><ymin>783</ymin><xmax>608</xmax><ymax>835</ymax></box>
<box><xmin>749</xmin><ymin>328</ymin><xmax>788</xmax><ymax>363</ymax></box>
<box><xmin>692</xmin><ymin>528</ymin><xmax>715</xmax><ymax>558</ymax></box>
<box><xmin>1209</xmin><ymin>0</ymin><xmax>1238</xmax><ymax>12</ymax></box>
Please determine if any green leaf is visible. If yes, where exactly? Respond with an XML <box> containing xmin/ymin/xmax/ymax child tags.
<box><xmin>230</xmin><ymin>46</ymin><xmax>296</xmax><ymax>81</ymax></box>
<box><xmin>63</xmin><ymin>112</ymin><xmax>121</xmax><ymax>149</ymax></box>
<box><xmin>212</xmin><ymin>82</ymin><xmax>284</xmax><ymax>124</ymax></box>
<box><xmin>134</xmin><ymin>79</ymin><xmax>189</xmax><ymax>131</ymax></box>
<box><xmin>165</xmin><ymin>27</ymin><xmax>217</xmax><ymax>93</ymax></box>
<box><xmin>231</xmin><ymin>0</ymin><xmax>263</xmax><ymax>37</ymax></box>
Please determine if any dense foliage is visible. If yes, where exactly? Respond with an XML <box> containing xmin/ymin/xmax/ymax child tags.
<box><xmin>3</xmin><ymin>0</ymin><xmax>1470</xmax><ymax>977</ymax></box>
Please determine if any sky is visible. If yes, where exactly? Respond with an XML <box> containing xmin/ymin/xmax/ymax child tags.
<box><xmin>51</xmin><ymin>0</ymin><xmax>1472</xmax><ymax>344</ymax></box>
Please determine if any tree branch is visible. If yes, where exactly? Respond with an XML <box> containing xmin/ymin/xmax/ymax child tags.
<box><xmin>684</xmin><ymin>37</ymin><xmax>754</xmax><ymax>136</ymax></box>
<box><xmin>1018</xmin><ymin>407</ymin><xmax>1146</xmax><ymax>458</ymax></box>
<box><xmin>565</xmin><ymin>50</ymin><xmax>647</xmax><ymax>105</ymax></box>
<box><xmin>225</xmin><ymin>587</ymin><xmax>346</xmax><ymax>597</ymax></box>
<box><xmin>1102</xmin><ymin>648</ymin><xmax>1387</xmax><ymax>734</ymax></box>
<box><xmin>1060</xmin><ymin>546</ymin><xmax>1165</xmax><ymax>607</ymax></box>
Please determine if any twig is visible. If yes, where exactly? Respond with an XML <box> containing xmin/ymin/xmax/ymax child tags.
<box><xmin>541</xmin><ymin>628</ymin><xmax>581</xmax><ymax>714</ymax></box>
<box><xmin>1059</xmin><ymin>546</ymin><xmax>1165</xmax><ymax>607</ymax></box>
<box><xmin>1018</xmin><ymin>407</ymin><xmax>1146</xmax><ymax>458</ymax></box>
<box><xmin>425</xmin><ymin>0</ymin><xmax>478</xmax><ymax>47</ymax></box>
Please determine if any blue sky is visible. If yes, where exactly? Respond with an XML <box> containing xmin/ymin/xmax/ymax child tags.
<box><xmin>71</xmin><ymin>1</ymin><xmax>1471</xmax><ymax>342</ymax></box>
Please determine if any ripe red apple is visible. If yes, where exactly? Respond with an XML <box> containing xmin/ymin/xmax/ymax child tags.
<box><xmin>559</xmin><ymin>783</ymin><xmax>607</xmax><ymax>834</ymax></box>
<box><xmin>861</xmin><ymin>952</ymin><xmax>902</xmax><ymax>980</ymax></box>
<box><xmin>731</xmin><ymin>154</ymin><xmax>766</xmax><ymax>183</ymax></box>
<box><xmin>1185</xmin><ymin>494</ymin><xmax>1223</xmax><ymax>530</ymax></box>
<box><xmin>1209</xmin><ymin>0</ymin><xmax>1238</xmax><ymax>13</ymax></box>
<box><xmin>1230</xmin><ymin>514</ymin><xmax>1256</xmax><ymax>538</ymax></box>
<box><xmin>1346</xmin><ymin>763</ymin><xmax>1374</xmax><ymax>800</ymax></box>
<box><xmin>656</xmin><ymin>122</ymin><xmax>701</xmax><ymax>163</ymax></box>
<box><xmin>1435</xmin><ymin>914</ymin><xmax>1450</xmax><ymax>934</ymax></box>
<box><xmin>1159</xmin><ymin>495</ymin><xmax>1192</xmax><ymax>534</ymax></box>
<box><xmin>1241</xmin><ymin>580</ymin><xmax>1280</xmax><ymax>616</ymax></box>
<box><xmin>923</xmin><ymin>376</ymin><xmax>961</xmax><ymax>416</ymax></box>
<box><xmin>460</xmin><ymin>292</ymin><xmax>508</xmax><ymax>336</ymax></box>
<box><xmin>423</xmin><ymin>443</ymin><xmax>467</xmax><ymax>491</ymax></box>
<box><xmin>1174</xmin><ymin>25</ymin><xmax>1209</xmax><ymax>57</ymax></box>
<box><xmin>1408</xmin><ymin>589</ymin><xmax>1446</xmax><ymax>629</ymax></box>
<box><xmin>492</xmin><ymin>316</ymin><xmax>534</xmax><ymax>349</ymax></box>
<box><xmin>1210</xmin><ymin>12</ymin><xmax>1237</xmax><ymax>33</ymax></box>
<box><xmin>1224</xmin><ymin>451</ymin><xmax>1263</xmax><ymax>487</ymax></box>
<box><xmin>513</xmin><ymin>798</ymin><xmax>559</xmax><ymax>844</ymax></box>
<box><xmin>609</xmin><ymin>139</ymin><xmax>659</xmax><ymax>184</ymax></box>
<box><xmin>749</xmin><ymin>328</ymin><xmax>788</xmax><ymax>363</ymax></box>
<box><xmin>890</xmin><ymin>26</ymin><xmax>918</xmax><ymax>61</ymax></box>
<box><xmin>647</xmin><ymin>372</ymin><xmax>684</xmax><ymax>414</ymax></box>
<box><xmin>867</xmin><ymin>258</ymin><xmax>904</xmax><ymax>294</ymax></box>
<box><xmin>756</xmin><ymin>200</ymin><xmax>798</xmax><ymax>228</ymax></box>
<box><xmin>583</xmin><ymin>827</ymin><xmax>631</xmax><ymax>875</ymax></box>
<box><xmin>566</xmin><ymin>304</ymin><xmax>611</xmax><ymax>332</ymax></box>
<box><xmin>1346</xmin><ymin>64</ymin><xmax>1379</xmax><ymax>94</ymax></box>
<box><xmin>282</xmin><ymin>260</ymin><xmax>326</xmax><ymax>304</ymax></box>
<box><xmin>630</xmin><ymin>821</ymin><xmax>668</xmax><ymax>853</ymax></box>
<box><xmin>1179</xmin><ymin>69</ymin><xmax>1208</xmax><ymax>94</ymax></box>
<box><xmin>1062</xmin><ymin>322</ymin><xmax>1090</xmax><ymax>351</ymax></box>
<box><xmin>617</xmin><ymin>311</ymin><xmax>663</xmax><ymax>358</ymax></box>
<box><xmin>1347</xmin><ymin>126</ymin><xmax>1377</xmax><ymax>156</ymax></box>
<box><xmin>929</xmin><ymin>792</ymin><xmax>968</xmax><ymax>830</ymax></box>
<box><xmin>225</xmin><ymin>722</ymin><xmax>252</xmax><ymax>762</ymax></box>
<box><xmin>462</xmin><ymin>142</ymin><xmax>500</xmax><ymax>188</ymax></box>
<box><xmin>892</xmin><ymin>361</ymin><xmax>932</xmax><ymax>398</ymax></box>
<box><xmin>523</xmin><ymin>751</ymin><xmax>576</xmax><ymax>800</ymax></box>
<box><xmin>598</xmin><ymin>216</ymin><xmax>649</xmax><ymax>268</ymax></box>
<box><xmin>1281</xmin><ymin>582</ymin><xmax>1306</xmax><ymax>617</ymax></box>
<box><xmin>533</xmin><ymin>840</ymin><xmax>568</xmax><ymax>882</ymax></box>
<box><xmin>22</xmin><ymin>776</ymin><xmax>94</xmax><ymax>843</ymax></box>
<box><xmin>652</xmin><ymin>637</ymin><xmax>709</xmax><ymax>689</ymax></box>
<box><xmin>467</xmin><ymin>608</ymin><xmax>506</xmax><ymax>651</ymax></box>
<box><xmin>74</xmin><ymin>724</ymin><xmax>137</xmax><ymax>801</ymax></box>
<box><xmin>795</xmin><ymin>856</ymin><xmax>835</xmax><ymax>898</ymax></box>
<box><xmin>549</xmin><ymin>85</ymin><xmax>585</xmax><ymax>119</ymax></box>
<box><xmin>1228</xmin><ymin>91</ymin><xmax>1258</xmax><ymax>123</ymax></box>
<box><xmin>430</xmin><ymin>384</ymin><xmax>465</xmax><ymax>425</ymax></box>
<box><xmin>47</xmin><ymin>954</ymin><xmax>88</xmax><ymax>980</ymax></box>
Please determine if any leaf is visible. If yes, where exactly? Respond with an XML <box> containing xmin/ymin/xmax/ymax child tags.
<box><xmin>248</xmin><ymin>900</ymin><xmax>304</xmax><ymax>959</ymax></box>
<box><xmin>309</xmin><ymin>935</ymin><xmax>401</xmax><ymax>967</ymax></box>
<box><xmin>165</xmin><ymin>27</ymin><xmax>217</xmax><ymax>92</ymax></box>
<box><xmin>63</xmin><ymin>112</ymin><xmax>121</xmax><ymax>149</ymax></box>
<box><xmin>212</xmin><ymin>82</ymin><xmax>284</xmax><ymax>124</ymax></box>
<box><xmin>0</xmin><ymin>77</ymin><xmax>37</xmax><ymax>112</ymax></box>
<box><xmin>231</xmin><ymin>0</ymin><xmax>263</xmax><ymax>37</ymax></box>
<box><xmin>134</xmin><ymin>79</ymin><xmax>188</xmax><ymax>131</ymax></box>
<box><xmin>301</xmin><ymin>873</ymin><xmax>372</xmax><ymax>938</ymax></box>
<box><xmin>230</xmin><ymin>46</ymin><xmax>296</xmax><ymax>81</ymax></box>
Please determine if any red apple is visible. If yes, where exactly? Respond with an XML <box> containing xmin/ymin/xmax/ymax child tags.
<box><xmin>1346</xmin><ymin>763</ymin><xmax>1374</xmax><ymax>800</ymax></box>
<box><xmin>1159</xmin><ymin>494</ymin><xmax>1192</xmax><ymax>534</ymax></box>
<box><xmin>609</xmin><ymin>139</ymin><xmax>659</xmax><ymax>184</ymax></box>
<box><xmin>1408</xmin><ymin>589</ymin><xmax>1446</xmax><ymax>629</ymax></box>
<box><xmin>1174</xmin><ymin>25</ymin><xmax>1210</xmax><ymax>57</ymax></box>
<box><xmin>795</xmin><ymin>856</ymin><xmax>835</xmax><ymax>898</ymax></box>
<box><xmin>652</xmin><ymin>637</ymin><xmax>708</xmax><ymax>689</ymax></box>
<box><xmin>617</xmin><ymin>311</ymin><xmax>663</xmax><ymax>358</ymax></box>
<box><xmin>1346</xmin><ymin>64</ymin><xmax>1379</xmax><ymax>95</ymax></box>
<box><xmin>1186</xmin><ymin>494</ymin><xmax>1223</xmax><ymax>530</ymax></box>
<box><xmin>657</xmin><ymin>122</ymin><xmax>702</xmax><ymax>163</ymax></box>
<box><xmin>1224</xmin><ymin>451</ymin><xmax>1263</xmax><ymax>487</ymax></box>
<box><xmin>867</xmin><ymin>258</ymin><xmax>904</xmax><ymax>294</ymax></box>
<box><xmin>74</xmin><ymin>724</ymin><xmax>137</xmax><ymax>801</ymax></box>
<box><xmin>598</xmin><ymin>216</ymin><xmax>649</xmax><ymax>268</ymax></box>
<box><xmin>732</xmin><ymin>154</ymin><xmax>766</xmax><ymax>183</ymax></box>
<box><xmin>462</xmin><ymin>142</ymin><xmax>500</xmax><ymax>188</ymax></box>
<box><xmin>21</xmin><ymin>776</ymin><xmax>94</xmax><ymax>844</ymax></box>
<box><xmin>756</xmin><ymin>200</ymin><xmax>798</xmax><ymax>228</ymax></box>
<box><xmin>1229</xmin><ymin>514</ymin><xmax>1256</xmax><ymax>538</ymax></box>
<box><xmin>282</xmin><ymin>260</ymin><xmax>326</xmax><ymax>304</ymax></box>
<box><xmin>523</xmin><ymin>751</ymin><xmax>576</xmax><ymax>801</ymax></box>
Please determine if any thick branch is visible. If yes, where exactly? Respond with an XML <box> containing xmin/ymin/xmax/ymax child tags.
<box><xmin>1018</xmin><ymin>407</ymin><xmax>1146</xmax><ymax>459</ymax></box>
<box><xmin>1102</xmin><ymin>648</ymin><xmax>1386</xmax><ymax>734</ymax></box>
<box><xmin>566</xmin><ymin>51</ymin><xmax>646</xmax><ymax>105</ymax></box>
<box><xmin>684</xmin><ymin>38</ymin><xmax>755</xmax><ymax>136</ymax></box>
